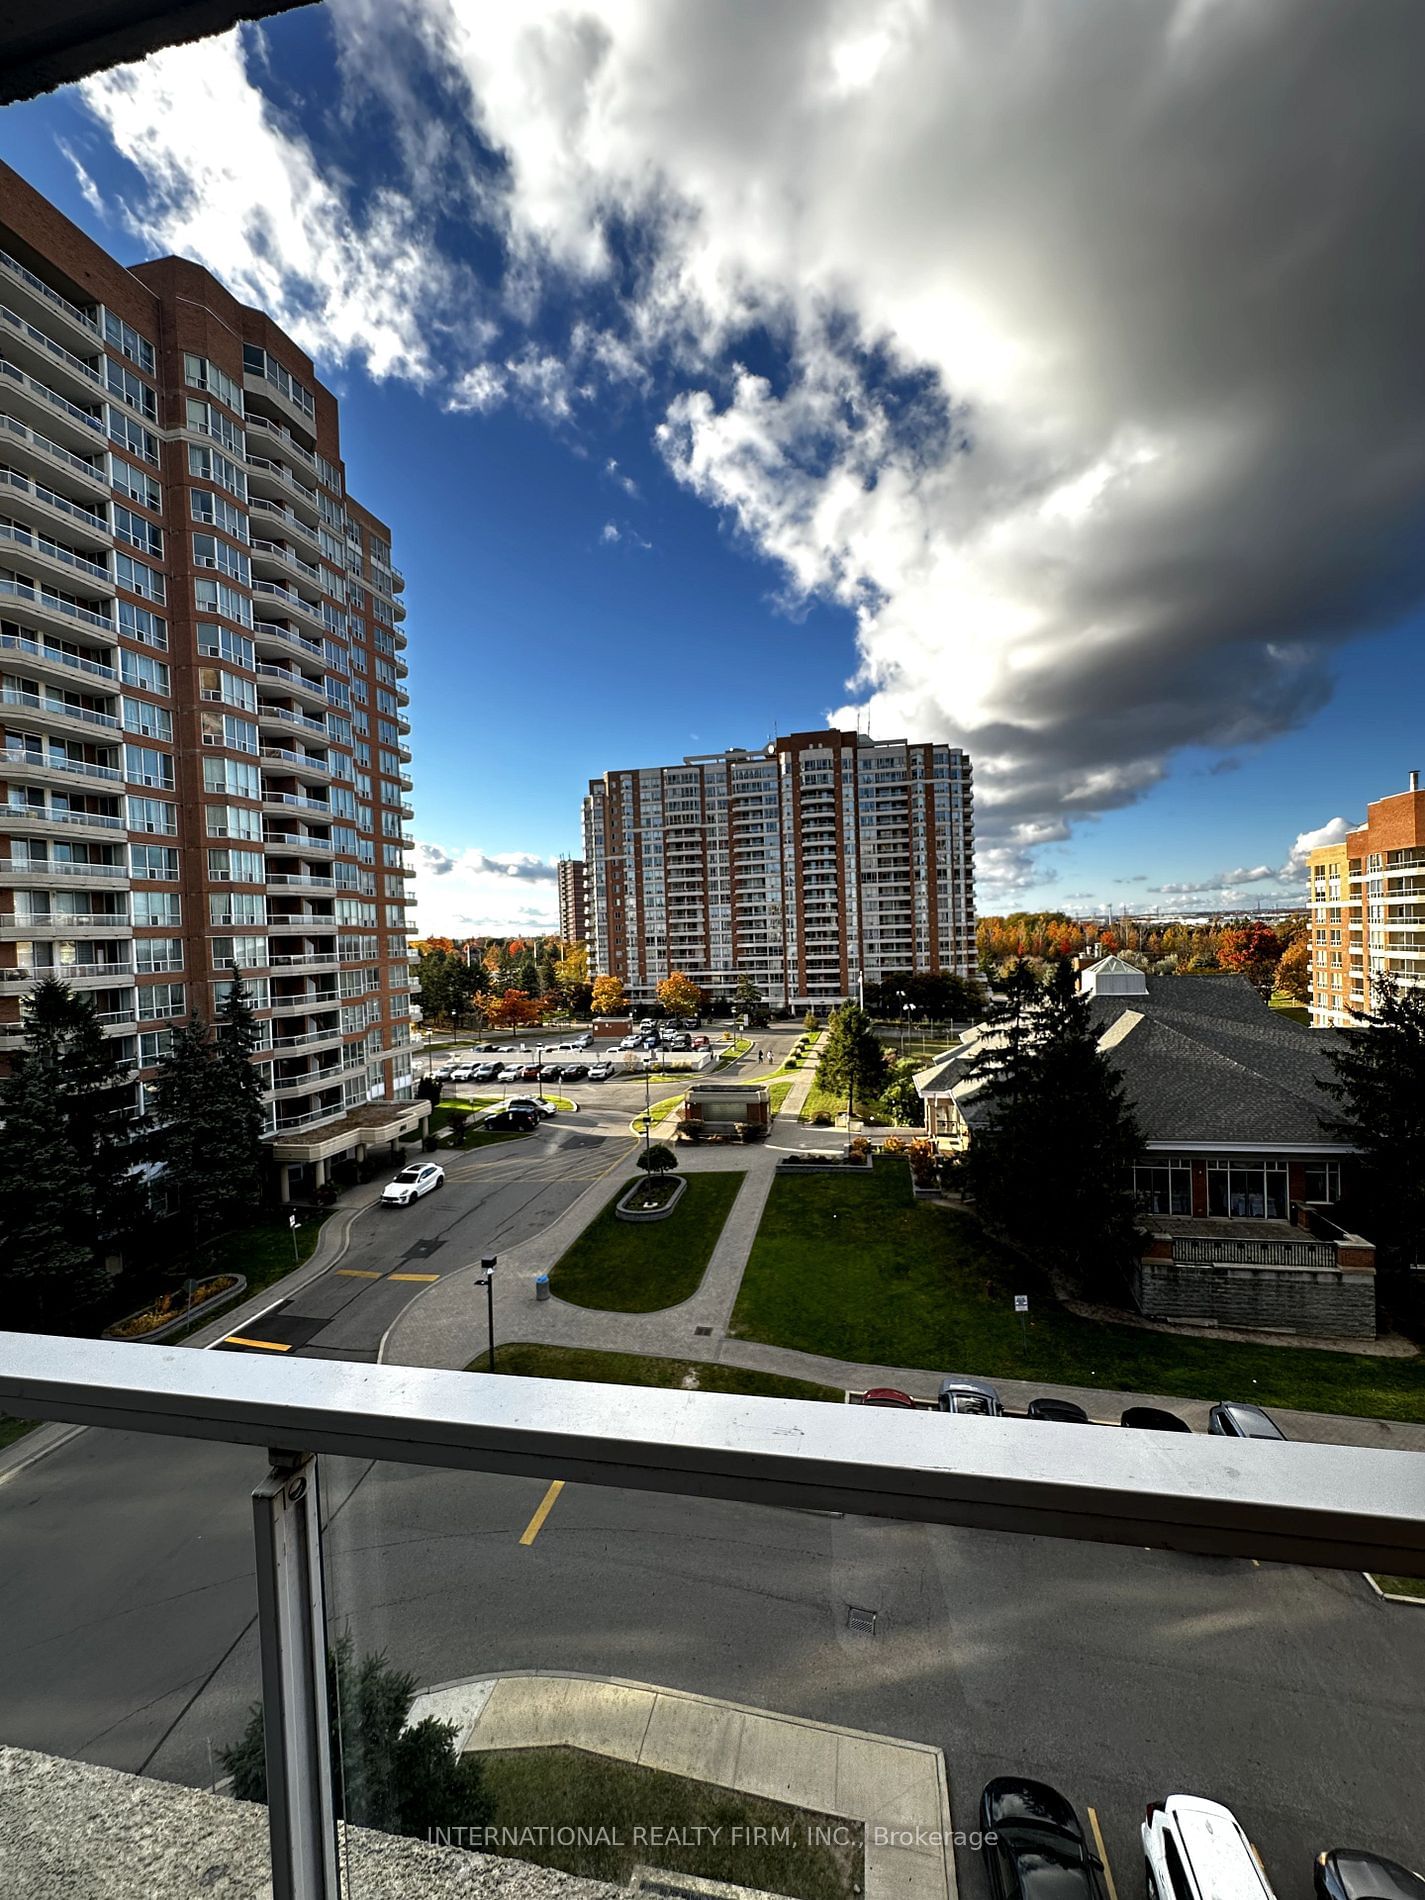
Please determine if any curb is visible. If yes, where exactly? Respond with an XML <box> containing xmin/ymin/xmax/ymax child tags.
<box><xmin>1363</xmin><ymin>1571</ymin><xmax>1425</xmax><ymax>1605</ymax></box>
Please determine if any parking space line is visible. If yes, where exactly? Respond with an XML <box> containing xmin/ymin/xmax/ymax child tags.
<box><xmin>1087</xmin><ymin>1807</ymin><xmax>1118</xmax><ymax>1900</ymax></box>
<box><xmin>519</xmin><ymin>1479</ymin><xmax>565</xmax><ymax>1546</ymax></box>
<box><xmin>387</xmin><ymin>1271</ymin><xmax>440</xmax><ymax>1283</ymax></box>
<box><xmin>224</xmin><ymin>1336</ymin><xmax>291</xmax><ymax>1353</ymax></box>
<box><xmin>335</xmin><ymin>1268</ymin><xmax>382</xmax><ymax>1278</ymax></box>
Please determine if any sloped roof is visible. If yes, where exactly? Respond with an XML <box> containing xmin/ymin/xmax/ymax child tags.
<box><xmin>935</xmin><ymin>975</ymin><xmax>1349</xmax><ymax>1149</ymax></box>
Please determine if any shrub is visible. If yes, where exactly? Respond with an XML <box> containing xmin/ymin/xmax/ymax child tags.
<box><xmin>813</xmin><ymin>1111</ymin><xmax>833</xmax><ymax>1126</ymax></box>
<box><xmin>803</xmin><ymin>1011</ymin><xmax>819</xmax><ymax>1032</ymax></box>
<box><xmin>446</xmin><ymin>1110</ymin><xmax>471</xmax><ymax>1145</ymax></box>
<box><xmin>849</xmin><ymin>1136</ymin><xmax>871</xmax><ymax>1158</ymax></box>
<box><xmin>636</xmin><ymin>1141</ymin><xmax>677</xmax><ymax>1176</ymax></box>
<box><xmin>882</xmin><ymin>1134</ymin><xmax>906</xmax><ymax>1155</ymax></box>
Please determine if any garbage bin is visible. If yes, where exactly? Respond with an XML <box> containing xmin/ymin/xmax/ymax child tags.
<box><xmin>535</xmin><ymin>1273</ymin><xmax>551</xmax><ymax>1302</ymax></box>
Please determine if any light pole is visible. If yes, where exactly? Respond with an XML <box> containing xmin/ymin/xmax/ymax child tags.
<box><xmin>902</xmin><ymin>1000</ymin><xmax>914</xmax><ymax>1057</ymax></box>
<box><xmin>479</xmin><ymin>1256</ymin><xmax>496</xmax><ymax>1373</ymax></box>
<box><xmin>642</xmin><ymin>1053</ymin><xmax>655</xmax><ymax>1157</ymax></box>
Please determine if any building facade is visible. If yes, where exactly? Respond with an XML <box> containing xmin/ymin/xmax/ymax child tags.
<box><xmin>556</xmin><ymin>855</ymin><xmax>587</xmax><ymax>944</ymax></box>
<box><xmin>0</xmin><ymin>164</ymin><xmax>420</xmax><ymax>1192</ymax></box>
<box><xmin>581</xmin><ymin>730</ymin><xmax>974</xmax><ymax>1008</ymax></box>
<box><xmin>1309</xmin><ymin>772</ymin><xmax>1425</xmax><ymax>1028</ymax></box>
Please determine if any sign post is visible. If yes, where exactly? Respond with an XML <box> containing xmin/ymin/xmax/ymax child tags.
<box><xmin>1014</xmin><ymin>1293</ymin><xmax>1029</xmax><ymax>1349</ymax></box>
<box><xmin>288</xmin><ymin>1212</ymin><xmax>300</xmax><ymax>1264</ymax></box>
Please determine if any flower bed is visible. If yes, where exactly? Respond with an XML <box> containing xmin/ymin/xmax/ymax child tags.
<box><xmin>777</xmin><ymin>1152</ymin><xmax>872</xmax><ymax>1172</ymax></box>
<box><xmin>104</xmin><ymin>1273</ymin><xmax>246</xmax><ymax>1341</ymax></box>
<box><xmin>615</xmin><ymin>1174</ymin><xmax>688</xmax><ymax>1221</ymax></box>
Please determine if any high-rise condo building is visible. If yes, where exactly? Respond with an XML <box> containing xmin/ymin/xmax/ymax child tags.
<box><xmin>1308</xmin><ymin>770</ymin><xmax>1425</xmax><ymax>1028</ymax></box>
<box><xmin>582</xmin><ymin>730</ymin><xmax>974</xmax><ymax>1008</ymax></box>
<box><xmin>557</xmin><ymin>855</ymin><xmax>588</xmax><ymax>944</ymax></box>
<box><xmin>0</xmin><ymin>163</ymin><xmax>419</xmax><ymax>1196</ymax></box>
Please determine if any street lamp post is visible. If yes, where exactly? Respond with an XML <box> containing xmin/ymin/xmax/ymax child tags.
<box><xmin>902</xmin><ymin>1001</ymin><xmax>915</xmax><ymax>1057</ymax></box>
<box><xmin>642</xmin><ymin>1054</ymin><xmax>655</xmax><ymax>1157</ymax></box>
<box><xmin>479</xmin><ymin>1257</ymin><xmax>496</xmax><ymax>1373</ymax></box>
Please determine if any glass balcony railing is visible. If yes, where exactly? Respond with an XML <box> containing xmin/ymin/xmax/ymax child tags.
<box><xmin>0</xmin><ymin>1336</ymin><xmax>1422</xmax><ymax>1900</ymax></box>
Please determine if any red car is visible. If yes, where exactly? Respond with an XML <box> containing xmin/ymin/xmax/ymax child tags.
<box><xmin>861</xmin><ymin>1388</ymin><xmax>918</xmax><ymax>1409</ymax></box>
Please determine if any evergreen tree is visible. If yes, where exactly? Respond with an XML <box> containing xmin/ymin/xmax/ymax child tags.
<box><xmin>0</xmin><ymin>1040</ymin><xmax>103</xmax><ymax>1329</ymax></box>
<box><xmin>223</xmin><ymin>1634</ymin><xmax>491</xmax><ymax>1842</ymax></box>
<box><xmin>151</xmin><ymin>1012</ymin><xmax>250</xmax><ymax>1268</ymax></box>
<box><xmin>1326</xmin><ymin>977</ymin><xmax>1425</xmax><ymax>1272</ymax></box>
<box><xmin>214</xmin><ymin>974</ymin><xmax>267</xmax><ymax>1211</ymax></box>
<box><xmin>24</xmin><ymin>975</ymin><xmax>143</xmax><ymax>1252</ymax></box>
<box><xmin>815</xmin><ymin>1003</ymin><xmax>890</xmax><ymax>1125</ymax></box>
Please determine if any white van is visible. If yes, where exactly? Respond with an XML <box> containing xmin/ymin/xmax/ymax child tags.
<box><xmin>1144</xmin><ymin>1797</ymin><xmax>1276</xmax><ymax>1900</ymax></box>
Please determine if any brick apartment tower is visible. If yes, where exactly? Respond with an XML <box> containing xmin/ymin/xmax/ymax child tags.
<box><xmin>0</xmin><ymin>164</ymin><xmax>419</xmax><ymax>1195</ymax></box>
<box><xmin>557</xmin><ymin>856</ymin><xmax>588</xmax><ymax>943</ymax></box>
<box><xmin>1309</xmin><ymin>770</ymin><xmax>1425</xmax><ymax>1028</ymax></box>
<box><xmin>582</xmin><ymin>730</ymin><xmax>974</xmax><ymax>1008</ymax></box>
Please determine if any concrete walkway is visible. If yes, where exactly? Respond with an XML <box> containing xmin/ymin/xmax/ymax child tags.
<box><xmin>408</xmin><ymin>1670</ymin><xmax>957</xmax><ymax>1900</ymax></box>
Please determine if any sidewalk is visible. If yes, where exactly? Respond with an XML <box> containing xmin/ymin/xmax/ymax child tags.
<box><xmin>408</xmin><ymin>1671</ymin><xmax>957</xmax><ymax>1900</ymax></box>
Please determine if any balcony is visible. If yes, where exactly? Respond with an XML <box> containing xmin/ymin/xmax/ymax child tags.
<box><xmin>0</xmin><ymin>744</ymin><xmax>120</xmax><ymax>785</ymax></box>
<box><xmin>270</xmin><ymin>1059</ymin><xmax>343</xmax><ymax>1097</ymax></box>
<box><xmin>265</xmin><ymin>869</ymin><xmax>336</xmax><ymax>892</ymax></box>
<box><xmin>0</xmin><ymin>465</ymin><xmax>109</xmax><ymax>549</ymax></box>
<box><xmin>253</xmin><ymin>577</ymin><xmax>326</xmax><ymax>634</ymax></box>
<box><xmin>0</xmin><ymin>954</ymin><xmax>133</xmax><ymax>985</ymax></box>
<box><xmin>0</xmin><ymin>631</ymin><xmax>115</xmax><ymax>693</ymax></box>
<box><xmin>1</xmin><ymin>811</ymin><xmax>125</xmax><ymax>846</ymax></box>
<box><xmin>261</xmin><ymin>788</ymin><xmax>333</xmax><ymax>816</ymax></box>
<box><xmin>0</xmin><ymin>573</ymin><xmax>115</xmax><ymax>644</ymax></box>
<box><xmin>0</xmin><ymin>355</ymin><xmax>105</xmax><ymax>451</ymax></box>
<box><xmin>0</xmin><ymin>301</ymin><xmax>105</xmax><ymax>404</ymax></box>
<box><xmin>250</xmin><ymin>535</ymin><xmax>323</xmax><ymax>589</ymax></box>
<box><xmin>256</xmin><ymin>660</ymin><xmax>329</xmax><ymax>709</ymax></box>
<box><xmin>0</xmin><ymin>411</ymin><xmax>108</xmax><ymax>503</ymax></box>
<box><xmin>263</xmin><ymin>827</ymin><xmax>337</xmax><ymax>855</ymax></box>
<box><xmin>0</xmin><ymin>248</ymin><xmax>99</xmax><ymax>349</ymax></box>
<box><xmin>0</xmin><ymin>687</ymin><xmax>119</xmax><ymax>738</ymax></box>
<box><xmin>248</xmin><ymin>494</ymin><xmax>322</xmax><ymax>557</ymax></box>
<box><xmin>267</xmin><ymin>985</ymin><xmax>339</xmax><ymax>1014</ymax></box>
<box><xmin>261</xmin><ymin>743</ymin><xmax>335</xmax><ymax>783</ymax></box>
<box><xmin>245</xmin><ymin>452</ymin><xmax>318</xmax><ymax>512</ymax></box>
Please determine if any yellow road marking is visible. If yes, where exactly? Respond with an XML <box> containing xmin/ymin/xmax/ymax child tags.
<box><xmin>335</xmin><ymin>1268</ymin><xmax>382</xmax><ymax>1278</ymax></box>
<box><xmin>1087</xmin><ymin>1808</ymin><xmax>1118</xmax><ymax>1900</ymax></box>
<box><xmin>519</xmin><ymin>1479</ymin><xmax>565</xmax><ymax>1546</ymax></box>
<box><xmin>224</xmin><ymin>1336</ymin><xmax>291</xmax><ymax>1352</ymax></box>
<box><xmin>387</xmin><ymin>1271</ymin><xmax>440</xmax><ymax>1282</ymax></box>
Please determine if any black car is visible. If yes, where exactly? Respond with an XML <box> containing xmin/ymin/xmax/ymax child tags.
<box><xmin>562</xmin><ymin>1063</ymin><xmax>588</xmax><ymax>1080</ymax></box>
<box><xmin>1209</xmin><ymin>1401</ymin><xmax>1286</xmax><ymax>1440</ymax></box>
<box><xmin>1317</xmin><ymin>1853</ymin><xmax>1425</xmax><ymax>1900</ymax></box>
<box><xmin>1121</xmin><ymin>1405</ymin><xmax>1192</xmax><ymax>1432</ymax></box>
<box><xmin>480</xmin><ymin>1107</ymin><xmax>538</xmax><ymax>1132</ymax></box>
<box><xmin>542</xmin><ymin>1064</ymin><xmax>568</xmax><ymax>1082</ymax></box>
<box><xmin>1027</xmin><ymin>1397</ymin><xmax>1090</xmax><ymax>1423</ymax></box>
<box><xmin>981</xmin><ymin>1778</ymin><xmax>1105</xmax><ymax>1900</ymax></box>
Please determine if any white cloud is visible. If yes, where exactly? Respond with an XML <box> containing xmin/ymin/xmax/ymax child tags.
<box><xmin>412</xmin><ymin>841</ymin><xmax>559</xmax><ymax>935</ymax></box>
<box><xmin>600</xmin><ymin>521</ymin><xmax>620</xmax><ymax>543</ymax></box>
<box><xmin>1282</xmin><ymin>815</ymin><xmax>1355</xmax><ymax>875</ymax></box>
<box><xmin>605</xmin><ymin>456</ymin><xmax>639</xmax><ymax>497</ymax></box>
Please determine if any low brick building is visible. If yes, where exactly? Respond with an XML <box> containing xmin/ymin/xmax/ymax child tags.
<box><xmin>919</xmin><ymin>959</ymin><xmax>1375</xmax><ymax>1337</ymax></box>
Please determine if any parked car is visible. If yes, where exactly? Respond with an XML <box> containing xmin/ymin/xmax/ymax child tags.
<box><xmin>506</xmin><ymin>1096</ymin><xmax>556</xmax><ymax>1119</ymax></box>
<box><xmin>693</xmin><ymin>1035</ymin><xmax>711</xmax><ymax>1049</ymax></box>
<box><xmin>513</xmin><ymin>1064</ymin><xmax>540</xmax><ymax>1081</ymax></box>
<box><xmin>544</xmin><ymin>1064</ymin><xmax>570</xmax><ymax>1083</ymax></box>
<box><xmin>1316</xmin><ymin>1851</ymin><xmax>1425</xmax><ymax>1900</ymax></box>
<box><xmin>587</xmin><ymin>1062</ymin><xmax>615</xmax><ymax>1080</ymax></box>
<box><xmin>562</xmin><ymin>1063</ymin><xmax>588</xmax><ymax>1080</ymax></box>
<box><xmin>448</xmin><ymin>1064</ymin><xmax>479</xmax><ymax>1083</ymax></box>
<box><xmin>862</xmin><ymin>1388</ymin><xmax>918</xmax><ymax>1409</ymax></box>
<box><xmin>380</xmin><ymin>1162</ymin><xmax>444</xmax><ymax>1207</ymax></box>
<box><xmin>1209</xmin><ymin>1401</ymin><xmax>1286</xmax><ymax>1440</ymax></box>
<box><xmin>479</xmin><ymin>1042</ymin><xmax>500</xmax><ymax>1052</ymax></box>
<box><xmin>982</xmin><ymin>1778</ymin><xmax>1106</xmax><ymax>1900</ymax></box>
<box><xmin>471</xmin><ymin>1063</ymin><xmax>500</xmax><ymax>1082</ymax></box>
<box><xmin>620</xmin><ymin>1037</ymin><xmax>642</xmax><ymax>1050</ymax></box>
<box><xmin>1144</xmin><ymin>1797</ymin><xmax>1276</xmax><ymax>1900</ymax></box>
<box><xmin>1027</xmin><ymin>1397</ymin><xmax>1091</xmax><ymax>1423</ymax></box>
<box><xmin>1122</xmin><ymin>1406</ymin><xmax>1192</xmax><ymax>1432</ymax></box>
<box><xmin>938</xmin><ymin>1376</ymin><xmax>1004</xmax><ymax>1416</ymax></box>
<box><xmin>478</xmin><ymin>1107</ymin><xmax>538</xmax><ymax>1133</ymax></box>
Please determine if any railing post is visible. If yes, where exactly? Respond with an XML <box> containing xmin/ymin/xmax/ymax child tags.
<box><xmin>252</xmin><ymin>1449</ymin><xmax>339</xmax><ymax>1900</ymax></box>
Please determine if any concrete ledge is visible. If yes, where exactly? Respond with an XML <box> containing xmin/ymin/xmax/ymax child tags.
<box><xmin>0</xmin><ymin>1744</ymin><xmax>621</xmax><ymax>1900</ymax></box>
<box><xmin>616</xmin><ymin>1175</ymin><xmax>688</xmax><ymax>1222</ymax></box>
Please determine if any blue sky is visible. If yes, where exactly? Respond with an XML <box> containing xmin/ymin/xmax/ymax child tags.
<box><xmin>5</xmin><ymin>1</ymin><xmax>1425</xmax><ymax>935</ymax></box>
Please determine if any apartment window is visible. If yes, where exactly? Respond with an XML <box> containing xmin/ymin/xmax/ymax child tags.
<box><xmin>130</xmin><ymin>843</ymin><xmax>179</xmax><ymax>879</ymax></box>
<box><xmin>1301</xmin><ymin>1161</ymin><xmax>1342</xmax><ymax>1203</ymax></box>
<box><xmin>122</xmin><ymin>698</ymin><xmax>173</xmax><ymax>742</ymax></box>
<box><xmin>103</xmin><ymin>312</ymin><xmax>154</xmax><ymax>374</ymax></box>
<box><xmin>110</xmin><ymin>456</ymin><xmax>161</xmax><ymax>512</ymax></box>
<box><xmin>115</xmin><ymin>552</ymin><xmax>165</xmax><ymax>604</ymax></box>
<box><xmin>186</xmin><ymin>398</ymin><xmax>244</xmax><ymax>457</ymax></box>
<box><xmin>133</xmin><ymin>889</ymin><xmax>181</xmax><ymax>927</ymax></box>
<box><xmin>193</xmin><ymin>577</ymin><xmax>253</xmax><ymax>629</ymax></box>
<box><xmin>137</xmin><ymin>1029</ymin><xmax>173</xmax><ymax>1066</ymax></box>
<box><xmin>196</xmin><ymin>623</ymin><xmax>255</xmax><ymax>670</ymax></box>
<box><xmin>377</xmin><ymin>718</ymin><xmax>398</xmax><ymax>746</ymax></box>
<box><xmin>106</xmin><ymin>358</ymin><xmax>156</xmax><ymax>421</ymax></box>
<box><xmin>193</xmin><ymin>533</ymin><xmax>251</xmax><ymax>586</ymax></box>
<box><xmin>117</xmin><ymin>600</ymin><xmax>166</xmax><ymax>650</ymax></box>
<box><xmin>199</xmin><ymin>667</ymin><xmax>257</xmax><ymax>714</ymax></box>
<box><xmin>379</xmin><ymin>749</ymin><xmax>400</xmax><ymax>776</ymax></box>
<box><xmin>210</xmin><ymin>935</ymin><xmax>268</xmax><ymax>970</ymax></box>
<box><xmin>211</xmin><ymin>891</ymin><xmax>266</xmax><ymax>926</ymax></box>
<box><xmin>316</xmin><ymin>452</ymin><xmax>341</xmax><ymax>494</ymax></box>
<box><xmin>108</xmin><ymin>410</ymin><xmax>159</xmax><ymax>467</ymax></box>
<box><xmin>127</xmin><ymin>794</ymin><xmax>176</xmax><ymax>834</ymax></box>
<box><xmin>135</xmin><ymin>937</ymin><xmax>182</xmax><ymax>974</ymax></box>
<box><xmin>206</xmin><ymin>802</ymin><xmax>262</xmax><ymax>841</ymax></box>
<box><xmin>382</xmin><ymin>842</ymin><xmax>404</xmax><ymax>868</ymax></box>
<box><xmin>190</xmin><ymin>488</ymin><xmax>250</xmax><ymax>544</ymax></box>
<box><xmin>120</xmin><ymin>650</ymin><xmax>169</xmax><ymax>695</ymax></box>
<box><xmin>183</xmin><ymin>354</ymin><xmax>243</xmax><ymax>413</ymax></box>
<box><xmin>202</xmin><ymin>756</ymin><xmax>260</xmax><ymax>800</ymax></box>
<box><xmin>125</xmin><ymin>744</ymin><xmax>172</xmax><ymax>790</ymax></box>
<box><xmin>188</xmin><ymin>442</ymin><xmax>247</xmax><ymax>501</ymax></box>
<box><xmin>208</xmin><ymin>848</ymin><xmax>264</xmax><ymax>883</ymax></box>
<box><xmin>242</xmin><ymin>344</ymin><xmax>316</xmax><ymax>419</ymax></box>
<box><xmin>1207</xmin><ymin>1159</ymin><xmax>1289</xmax><ymax>1221</ymax></box>
<box><xmin>138</xmin><ymin>982</ymin><xmax>186</xmax><ymax>1020</ymax></box>
<box><xmin>200</xmin><ymin>709</ymin><xmax>258</xmax><ymax>755</ymax></box>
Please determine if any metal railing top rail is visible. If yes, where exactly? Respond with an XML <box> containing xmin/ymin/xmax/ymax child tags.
<box><xmin>0</xmin><ymin>1332</ymin><xmax>1421</xmax><ymax>1575</ymax></box>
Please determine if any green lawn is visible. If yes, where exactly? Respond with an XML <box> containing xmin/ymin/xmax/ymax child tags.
<box><xmin>767</xmin><ymin>1077</ymin><xmax>794</xmax><ymax>1114</ymax></box>
<box><xmin>1371</xmin><ymin>1574</ymin><xmax>1425</xmax><ymax>1600</ymax></box>
<box><xmin>731</xmin><ymin>1159</ymin><xmax>1425</xmax><ymax>1421</ymax></box>
<box><xmin>550</xmin><ymin>1170</ymin><xmax>747</xmax><ymax>1312</ymax></box>
<box><xmin>205</xmin><ymin>1210</ymin><xmax>329</xmax><ymax>1294</ymax></box>
<box><xmin>473</xmin><ymin>1341</ymin><xmax>842</xmax><ymax>1402</ymax></box>
<box><xmin>0</xmin><ymin>1416</ymin><xmax>37</xmax><ymax>1452</ymax></box>
<box><xmin>475</xmin><ymin>1748</ymin><xmax>860</xmax><ymax>1900</ymax></box>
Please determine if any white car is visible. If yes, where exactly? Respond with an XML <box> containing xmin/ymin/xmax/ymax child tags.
<box><xmin>380</xmin><ymin>1162</ymin><xmax>445</xmax><ymax>1207</ymax></box>
<box><xmin>1144</xmin><ymin>1797</ymin><xmax>1276</xmax><ymax>1900</ymax></box>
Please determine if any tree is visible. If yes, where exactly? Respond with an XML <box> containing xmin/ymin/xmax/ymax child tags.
<box><xmin>879</xmin><ymin>1060</ymin><xmax>924</xmax><ymax>1126</ymax></box>
<box><xmin>734</xmin><ymin>973</ymin><xmax>768</xmax><ymax>1026</ymax></box>
<box><xmin>482</xmin><ymin>988</ymin><xmax>543</xmax><ymax>1029</ymax></box>
<box><xmin>212</xmin><ymin>975</ymin><xmax>266</xmax><ymax>1209</ymax></box>
<box><xmin>24</xmin><ymin>975</ymin><xmax>143</xmax><ymax>1252</ymax></box>
<box><xmin>1217</xmin><ymin>923</ymin><xmax>1284</xmax><ymax>999</ymax></box>
<box><xmin>658</xmin><ymin>971</ymin><xmax>704</xmax><ymax>1019</ymax></box>
<box><xmin>591</xmin><ymin>973</ymin><xmax>628</xmax><ymax>1018</ymax></box>
<box><xmin>223</xmin><ymin>1634</ymin><xmax>491</xmax><ymax>1842</ymax></box>
<box><xmin>635</xmin><ymin>1142</ymin><xmax>677</xmax><ymax>1176</ymax></box>
<box><xmin>966</xmin><ymin>957</ymin><xmax>1142</xmax><ymax>1293</ymax></box>
<box><xmin>150</xmin><ymin>1003</ymin><xmax>264</xmax><ymax>1270</ymax></box>
<box><xmin>1326</xmin><ymin>977</ymin><xmax>1425</xmax><ymax>1273</ymax></box>
<box><xmin>815</xmin><ymin>1003</ymin><xmax>890</xmax><ymax>1128</ymax></box>
<box><xmin>803</xmin><ymin>1010</ymin><xmax>819</xmax><ymax>1032</ymax></box>
<box><xmin>0</xmin><ymin>1039</ymin><xmax>103</xmax><ymax>1330</ymax></box>
<box><xmin>1275</xmin><ymin>936</ymin><xmax>1311</xmax><ymax>1004</ymax></box>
